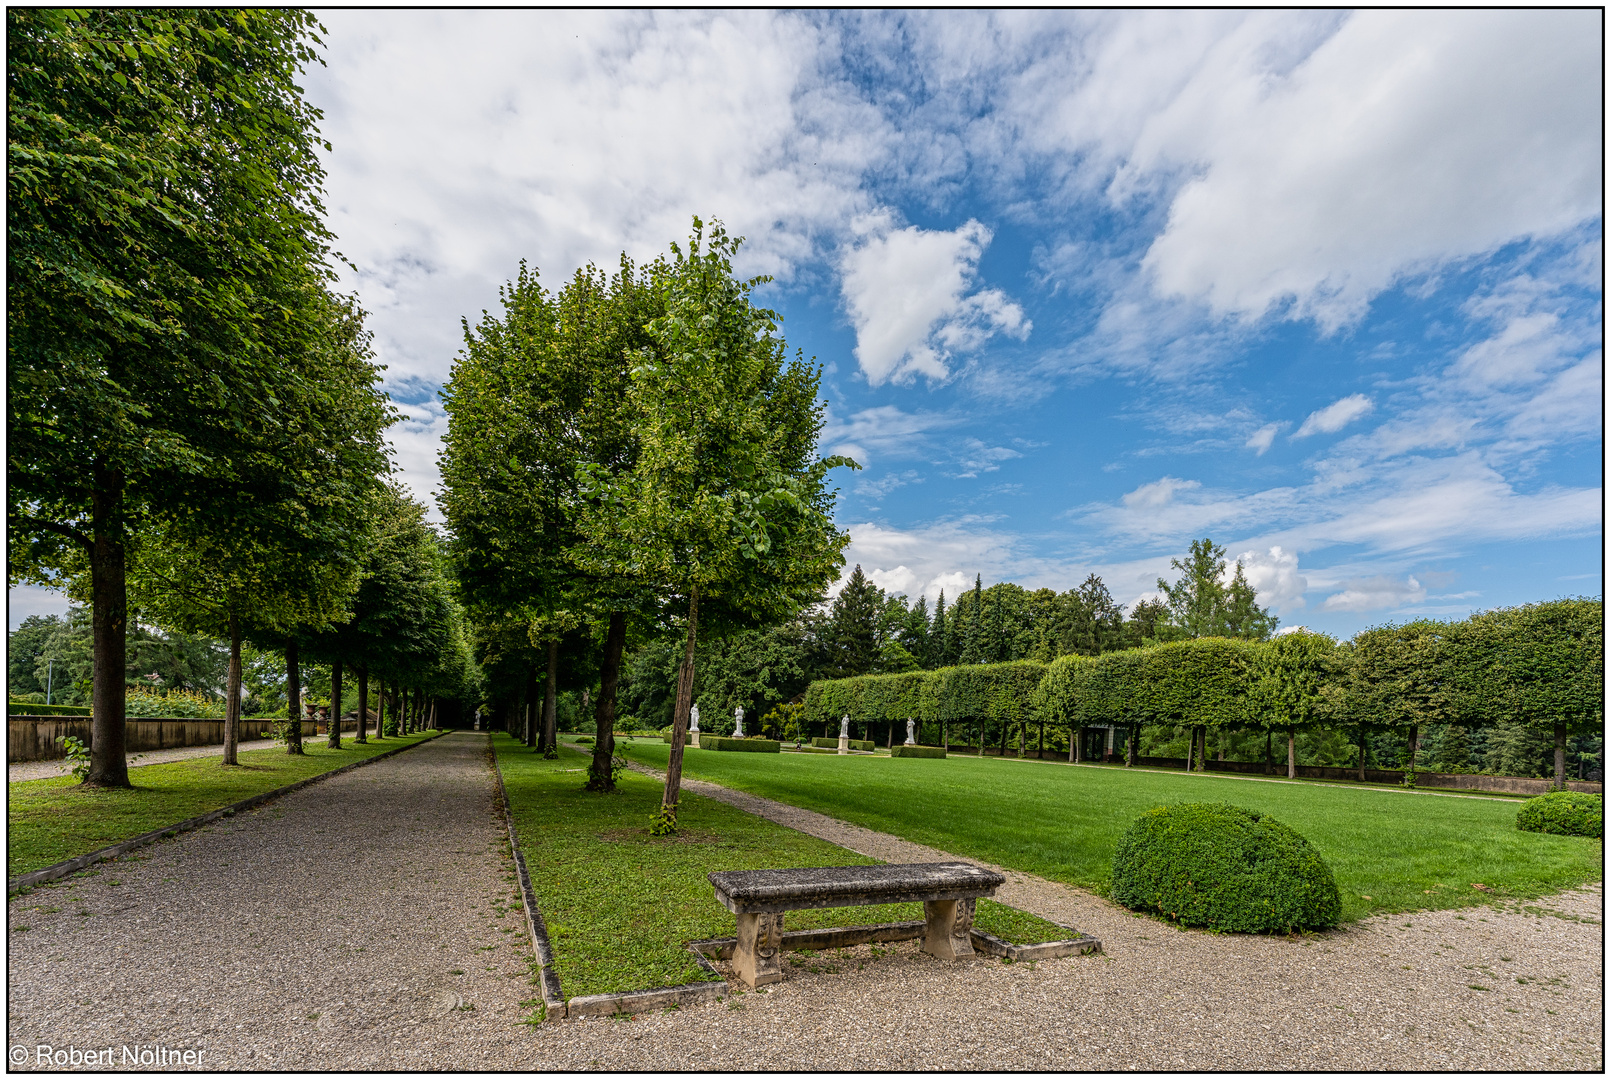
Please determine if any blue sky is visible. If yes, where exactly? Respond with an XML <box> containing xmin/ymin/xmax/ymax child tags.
<box><xmin>10</xmin><ymin>11</ymin><xmax>1601</xmax><ymax>636</ymax></box>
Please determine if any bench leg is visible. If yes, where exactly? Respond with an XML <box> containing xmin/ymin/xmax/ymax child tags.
<box><xmin>921</xmin><ymin>898</ymin><xmax>976</xmax><ymax>960</ymax></box>
<box><xmin>732</xmin><ymin>912</ymin><xmax>785</xmax><ymax>988</ymax></box>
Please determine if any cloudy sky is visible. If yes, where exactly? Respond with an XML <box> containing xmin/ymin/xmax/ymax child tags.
<box><xmin>11</xmin><ymin>10</ymin><xmax>1602</xmax><ymax>635</ymax></box>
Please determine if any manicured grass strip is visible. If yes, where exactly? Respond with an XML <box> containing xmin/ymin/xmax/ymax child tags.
<box><xmin>8</xmin><ymin>733</ymin><xmax>440</xmax><ymax>879</ymax></box>
<box><xmin>618</xmin><ymin>741</ymin><xmax>1603</xmax><ymax>923</ymax></box>
<box><xmin>495</xmin><ymin>735</ymin><xmax>1073</xmax><ymax>999</ymax></box>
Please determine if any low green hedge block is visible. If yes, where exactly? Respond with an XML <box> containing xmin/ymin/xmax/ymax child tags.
<box><xmin>890</xmin><ymin>745</ymin><xmax>947</xmax><ymax>759</ymax></box>
<box><xmin>9</xmin><ymin>702</ymin><xmax>93</xmax><ymax>716</ymax></box>
<box><xmin>703</xmin><ymin>736</ymin><xmax>780</xmax><ymax>753</ymax></box>
<box><xmin>1516</xmin><ymin>790</ymin><xmax>1602</xmax><ymax>837</ymax></box>
<box><xmin>810</xmin><ymin>736</ymin><xmax>874</xmax><ymax>751</ymax></box>
<box><xmin>1111</xmin><ymin>802</ymin><xmax>1341</xmax><ymax>934</ymax></box>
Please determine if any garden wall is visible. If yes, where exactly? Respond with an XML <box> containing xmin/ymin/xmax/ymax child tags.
<box><xmin>9</xmin><ymin>716</ymin><xmax>288</xmax><ymax>762</ymax></box>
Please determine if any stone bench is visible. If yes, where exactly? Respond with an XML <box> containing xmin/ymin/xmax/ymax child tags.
<box><xmin>707</xmin><ymin>861</ymin><xmax>1006</xmax><ymax>988</ymax></box>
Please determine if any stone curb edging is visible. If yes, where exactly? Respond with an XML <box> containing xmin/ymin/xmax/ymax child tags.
<box><xmin>7</xmin><ymin>730</ymin><xmax>450</xmax><ymax>896</ymax></box>
<box><xmin>488</xmin><ymin>743</ymin><xmax>568</xmax><ymax>1021</ymax></box>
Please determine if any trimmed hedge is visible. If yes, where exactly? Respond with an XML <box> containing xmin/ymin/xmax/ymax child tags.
<box><xmin>810</xmin><ymin>737</ymin><xmax>874</xmax><ymax>751</ymax></box>
<box><xmin>8</xmin><ymin>701</ymin><xmax>92</xmax><ymax>716</ymax></box>
<box><xmin>703</xmin><ymin>736</ymin><xmax>780</xmax><ymax>753</ymax></box>
<box><xmin>890</xmin><ymin>744</ymin><xmax>946</xmax><ymax>759</ymax></box>
<box><xmin>1110</xmin><ymin>803</ymin><xmax>1341</xmax><ymax>933</ymax></box>
<box><xmin>1516</xmin><ymin>791</ymin><xmax>1602</xmax><ymax>837</ymax></box>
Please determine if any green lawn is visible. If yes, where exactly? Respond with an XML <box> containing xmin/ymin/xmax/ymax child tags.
<box><xmin>616</xmin><ymin>740</ymin><xmax>1602</xmax><ymax>922</ymax></box>
<box><xmin>494</xmin><ymin>736</ymin><xmax>1075</xmax><ymax>999</ymax></box>
<box><xmin>8</xmin><ymin>732</ymin><xmax>440</xmax><ymax>879</ymax></box>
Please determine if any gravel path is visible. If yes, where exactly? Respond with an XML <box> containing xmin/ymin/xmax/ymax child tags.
<box><xmin>9</xmin><ymin>740</ymin><xmax>288</xmax><ymax>783</ymax></box>
<box><xmin>7</xmin><ymin>732</ymin><xmax>540</xmax><ymax>1070</ymax></box>
<box><xmin>8</xmin><ymin>734</ymin><xmax>1600</xmax><ymax>1071</ymax></box>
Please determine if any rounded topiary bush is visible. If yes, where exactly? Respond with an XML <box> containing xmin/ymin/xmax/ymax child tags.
<box><xmin>1516</xmin><ymin>791</ymin><xmax>1602</xmax><ymax>837</ymax></box>
<box><xmin>1110</xmin><ymin>803</ymin><xmax>1341</xmax><ymax>933</ymax></box>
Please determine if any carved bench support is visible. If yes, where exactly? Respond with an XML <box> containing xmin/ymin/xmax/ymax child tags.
<box><xmin>921</xmin><ymin>897</ymin><xmax>976</xmax><ymax>960</ymax></box>
<box><xmin>732</xmin><ymin>911</ymin><xmax>785</xmax><ymax>987</ymax></box>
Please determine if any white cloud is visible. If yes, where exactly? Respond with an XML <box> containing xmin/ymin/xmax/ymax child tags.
<box><xmin>1232</xmin><ymin>546</ymin><xmax>1307</xmax><ymax>613</ymax></box>
<box><xmin>1293</xmin><ymin>394</ymin><xmax>1374</xmax><ymax>439</ymax></box>
<box><xmin>854</xmin><ymin>470</ymin><xmax>922</xmax><ymax>500</ymax></box>
<box><xmin>7</xmin><ymin>585</ymin><xmax>72</xmax><ymax>630</ymax></box>
<box><xmin>1121</xmin><ymin>476</ymin><xmax>1201</xmax><ymax>509</ymax></box>
<box><xmin>1245</xmin><ymin>423</ymin><xmax>1281</xmax><ymax>455</ymax></box>
<box><xmin>1136</xmin><ymin>11</ymin><xmax>1602</xmax><ymax>328</ymax></box>
<box><xmin>1320</xmin><ymin>574</ymin><xmax>1426</xmax><ymax>613</ymax></box>
<box><xmin>821</xmin><ymin>405</ymin><xmax>956</xmax><ymax>467</ymax></box>
<box><xmin>385</xmin><ymin>399</ymin><xmax>450</xmax><ymax>520</ymax></box>
<box><xmin>839</xmin><ymin>218</ymin><xmax>1029</xmax><ymax>386</ymax></box>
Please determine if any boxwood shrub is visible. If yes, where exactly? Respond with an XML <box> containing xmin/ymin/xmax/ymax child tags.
<box><xmin>810</xmin><ymin>737</ymin><xmax>874</xmax><ymax>751</ymax></box>
<box><xmin>1110</xmin><ymin>803</ymin><xmax>1341</xmax><ymax>933</ymax></box>
<box><xmin>890</xmin><ymin>745</ymin><xmax>946</xmax><ymax>759</ymax></box>
<box><xmin>703</xmin><ymin>736</ymin><xmax>780</xmax><ymax>753</ymax></box>
<box><xmin>1516</xmin><ymin>790</ymin><xmax>1602</xmax><ymax>837</ymax></box>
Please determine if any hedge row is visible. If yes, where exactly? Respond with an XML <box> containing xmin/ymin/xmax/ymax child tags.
<box><xmin>810</xmin><ymin>737</ymin><xmax>875</xmax><ymax>752</ymax></box>
<box><xmin>890</xmin><ymin>745</ymin><xmax>947</xmax><ymax>759</ymax></box>
<box><xmin>702</xmin><ymin>736</ymin><xmax>780</xmax><ymax>753</ymax></box>
<box><xmin>803</xmin><ymin>599</ymin><xmax>1603</xmax><ymax>743</ymax></box>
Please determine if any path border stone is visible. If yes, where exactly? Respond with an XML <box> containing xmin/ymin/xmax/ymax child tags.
<box><xmin>488</xmin><ymin>740</ymin><xmax>568</xmax><ymax>1020</ymax></box>
<box><xmin>7</xmin><ymin>730</ymin><xmax>450</xmax><ymax>895</ymax></box>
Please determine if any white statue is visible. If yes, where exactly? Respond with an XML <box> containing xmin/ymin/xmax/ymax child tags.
<box><xmin>689</xmin><ymin>702</ymin><xmax>700</xmax><ymax>734</ymax></box>
<box><xmin>733</xmin><ymin>705</ymin><xmax>744</xmax><ymax>737</ymax></box>
<box><xmin>840</xmin><ymin>714</ymin><xmax>850</xmax><ymax>739</ymax></box>
<box><xmin>906</xmin><ymin>719</ymin><xmax>916</xmax><ymax>745</ymax></box>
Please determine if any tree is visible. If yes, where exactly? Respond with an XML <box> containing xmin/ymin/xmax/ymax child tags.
<box><xmin>1454</xmin><ymin>598</ymin><xmax>1602</xmax><ymax>786</ymax></box>
<box><xmin>1345</xmin><ymin>620</ymin><xmax>1457</xmax><ymax>780</ymax></box>
<box><xmin>823</xmin><ymin>565</ymin><xmax>881</xmax><ymax>678</ymax></box>
<box><xmin>575</xmin><ymin>219</ymin><xmax>851</xmax><ymax>825</ymax></box>
<box><xmin>1156</xmin><ymin>538</ymin><xmax>1276</xmax><ymax>641</ymax></box>
<box><xmin>9</xmin><ymin>10</ymin><xmax>342</xmax><ymax>786</ymax></box>
<box><xmin>1248</xmin><ymin>630</ymin><xmax>1341</xmax><ymax>779</ymax></box>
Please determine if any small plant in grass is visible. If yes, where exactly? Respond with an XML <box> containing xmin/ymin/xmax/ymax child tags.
<box><xmin>1516</xmin><ymin>791</ymin><xmax>1602</xmax><ymax>838</ymax></box>
<box><xmin>648</xmin><ymin>802</ymin><xmax>679</xmax><ymax>837</ymax></box>
<box><xmin>1110</xmin><ymin>802</ymin><xmax>1341</xmax><ymax>933</ymax></box>
<box><xmin>55</xmin><ymin>735</ymin><xmax>91</xmax><ymax>782</ymax></box>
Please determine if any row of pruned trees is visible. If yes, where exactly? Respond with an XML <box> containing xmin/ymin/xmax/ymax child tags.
<box><xmin>804</xmin><ymin>598</ymin><xmax>1602</xmax><ymax>786</ymax></box>
<box><xmin>8</xmin><ymin>10</ymin><xmax>473</xmax><ymax>784</ymax></box>
<box><xmin>438</xmin><ymin>220</ymin><xmax>850</xmax><ymax>829</ymax></box>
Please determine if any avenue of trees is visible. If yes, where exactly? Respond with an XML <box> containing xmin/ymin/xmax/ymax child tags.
<box><xmin>8</xmin><ymin>10</ymin><xmax>473</xmax><ymax>783</ymax></box>
<box><xmin>802</xmin><ymin>597</ymin><xmax>1602</xmax><ymax>787</ymax></box>
<box><xmin>439</xmin><ymin>221</ymin><xmax>851</xmax><ymax>830</ymax></box>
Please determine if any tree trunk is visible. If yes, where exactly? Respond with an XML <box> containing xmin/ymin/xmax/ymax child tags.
<box><xmin>285</xmin><ymin>638</ymin><xmax>304</xmax><ymax>755</ymax></box>
<box><xmin>223</xmin><ymin>612</ymin><xmax>242</xmax><ymax>767</ymax></box>
<box><xmin>398</xmin><ymin>686</ymin><xmax>408</xmax><ymax>735</ymax></box>
<box><xmin>85</xmin><ymin>462</ymin><xmax>131</xmax><ymax>788</ymax></box>
<box><xmin>1554</xmin><ymin>723</ymin><xmax>1567</xmax><ymax>787</ymax></box>
<box><xmin>1068</xmin><ymin>726</ymin><xmax>1076</xmax><ymax>762</ymax></box>
<box><xmin>373</xmin><ymin>677</ymin><xmax>384</xmax><ymax>739</ymax></box>
<box><xmin>1286</xmin><ymin>726</ymin><xmax>1296</xmax><ymax>779</ymax></box>
<box><xmin>588</xmin><ymin>611</ymin><xmax>628</xmax><ymax>792</ymax></box>
<box><xmin>542</xmin><ymin>639</ymin><xmax>558</xmax><ymax>752</ymax></box>
<box><xmin>429</xmin><ymin>697</ymin><xmax>437</xmax><ymax>731</ymax></box>
<box><xmin>1407</xmin><ymin>723</ymin><xmax>1419</xmax><ymax>776</ymax></box>
<box><xmin>525</xmin><ymin>666</ymin><xmax>538</xmax><ymax>748</ymax></box>
<box><xmin>1264</xmin><ymin>729</ymin><xmax>1273</xmax><ymax>775</ymax></box>
<box><xmin>328</xmin><ymin>659</ymin><xmax>343</xmax><ymax>749</ymax></box>
<box><xmin>999</xmin><ymin>716</ymin><xmax>1009</xmax><ymax>757</ymax></box>
<box><xmin>355</xmin><ymin>666</ymin><xmax>369</xmax><ymax>743</ymax></box>
<box><xmin>1039</xmin><ymin>720</ymin><xmax>1045</xmax><ymax>759</ymax></box>
<box><xmin>1074</xmin><ymin>727</ymin><xmax>1083</xmax><ymax>763</ymax></box>
<box><xmin>1357</xmin><ymin>727</ymin><xmax>1366</xmax><ymax>781</ymax></box>
<box><xmin>662</xmin><ymin>590</ymin><xmax>700</xmax><ymax>810</ymax></box>
<box><xmin>1127</xmin><ymin>725</ymin><xmax>1136</xmax><ymax>767</ymax></box>
<box><xmin>888</xmin><ymin>717</ymin><xmax>896</xmax><ymax>750</ymax></box>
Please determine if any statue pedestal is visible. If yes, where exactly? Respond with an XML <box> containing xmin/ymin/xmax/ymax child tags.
<box><xmin>838</xmin><ymin>736</ymin><xmax>849</xmax><ymax>755</ymax></box>
<box><xmin>689</xmin><ymin>731</ymin><xmax>700</xmax><ymax>748</ymax></box>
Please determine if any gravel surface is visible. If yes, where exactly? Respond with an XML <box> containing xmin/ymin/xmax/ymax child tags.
<box><xmin>9</xmin><ymin>740</ymin><xmax>287</xmax><ymax>783</ymax></box>
<box><xmin>8</xmin><ymin>733</ymin><xmax>1600</xmax><ymax>1071</ymax></box>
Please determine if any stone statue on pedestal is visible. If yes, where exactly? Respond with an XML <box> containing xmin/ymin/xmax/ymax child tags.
<box><xmin>840</xmin><ymin>715</ymin><xmax>850</xmax><ymax>739</ymax></box>
<box><xmin>733</xmin><ymin>705</ymin><xmax>745</xmax><ymax>738</ymax></box>
<box><xmin>906</xmin><ymin>719</ymin><xmax>916</xmax><ymax>745</ymax></box>
<box><xmin>689</xmin><ymin>702</ymin><xmax>700</xmax><ymax>734</ymax></box>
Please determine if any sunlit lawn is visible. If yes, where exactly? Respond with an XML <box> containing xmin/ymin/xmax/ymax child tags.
<box><xmin>616</xmin><ymin>739</ymin><xmax>1602</xmax><ymax>922</ymax></box>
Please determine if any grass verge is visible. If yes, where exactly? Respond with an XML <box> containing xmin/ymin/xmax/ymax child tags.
<box><xmin>494</xmin><ymin>735</ymin><xmax>1074</xmax><ymax>999</ymax></box>
<box><xmin>8</xmin><ymin>732</ymin><xmax>439</xmax><ymax>879</ymax></box>
<box><xmin>616</xmin><ymin>740</ymin><xmax>1602</xmax><ymax>923</ymax></box>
